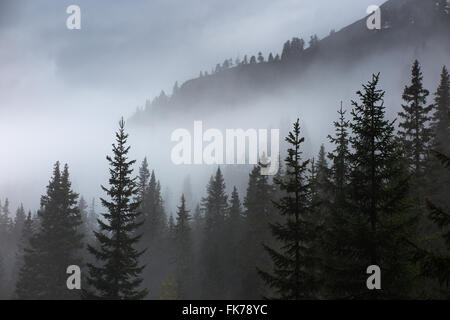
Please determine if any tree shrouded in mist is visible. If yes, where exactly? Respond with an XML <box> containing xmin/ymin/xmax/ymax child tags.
<box><xmin>259</xmin><ymin>119</ymin><xmax>319</xmax><ymax>300</ymax></box>
<box><xmin>85</xmin><ymin>118</ymin><xmax>147</xmax><ymax>300</ymax></box>
<box><xmin>398</xmin><ymin>60</ymin><xmax>432</xmax><ymax>178</ymax></box>
<box><xmin>15</xmin><ymin>162</ymin><xmax>83</xmax><ymax>299</ymax></box>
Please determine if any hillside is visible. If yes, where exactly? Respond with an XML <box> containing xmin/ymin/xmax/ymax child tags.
<box><xmin>130</xmin><ymin>0</ymin><xmax>450</xmax><ymax>125</ymax></box>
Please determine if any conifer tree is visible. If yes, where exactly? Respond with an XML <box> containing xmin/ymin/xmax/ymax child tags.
<box><xmin>412</xmin><ymin>134</ymin><xmax>450</xmax><ymax>296</ymax></box>
<box><xmin>430</xmin><ymin>66</ymin><xmax>450</xmax><ymax>157</ymax></box>
<box><xmin>13</xmin><ymin>211</ymin><xmax>33</xmax><ymax>298</ymax></box>
<box><xmin>327</xmin><ymin>104</ymin><xmax>350</xmax><ymax>196</ymax></box>
<box><xmin>200</xmin><ymin>167</ymin><xmax>228</xmax><ymax>298</ymax></box>
<box><xmin>397</xmin><ymin>60</ymin><xmax>432</xmax><ymax>178</ymax></box>
<box><xmin>136</xmin><ymin>158</ymin><xmax>167</xmax><ymax>298</ymax></box>
<box><xmin>224</xmin><ymin>186</ymin><xmax>244</xmax><ymax>298</ymax></box>
<box><xmin>281</xmin><ymin>40</ymin><xmax>291</xmax><ymax>60</ymax></box>
<box><xmin>259</xmin><ymin>119</ymin><xmax>319</xmax><ymax>299</ymax></box>
<box><xmin>174</xmin><ymin>194</ymin><xmax>192</xmax><ymax>299</ymax></box>
<box><xmin>343</xmin><ymin>74</ymin><xmax>417</xmax><ymax>299</ymax></box>
<box><xmin>427</xmin><ymin>66</ymin><xmax>450</xmax><ymax>213</ymax></box>
<box><xmin>13</xmin><ymin>204</ymin><xmax>26</xmax><ymax>242</ymax></box>
<box><xmin>323</xmin><ymin>104</ymin><xmax>353</xmax><ymax>298</ymax></box>
<box><xmin>85</xmin><ymin>118</ymin><xmax>147</xmax><ymax>300</ymax></box>
<box><xmin>16</xmin><ymin>162</ymin><xmax>83</xmax><ymax>299</ymax></box>
<box><xmin>241</xmin><ymin>165</ymin><xmax>277</xmax><ymax>299</ymax></box>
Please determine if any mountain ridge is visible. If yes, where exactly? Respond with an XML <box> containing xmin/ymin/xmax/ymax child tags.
<box><xmin>130</xmin><ymin>0</ymin><xmax>449</xmax><ymax>125</ymax></box>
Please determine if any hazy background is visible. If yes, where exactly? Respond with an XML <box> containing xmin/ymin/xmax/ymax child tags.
<box><xmin>0</xmin><ymin>0</ymin><xmax>424</xmax><ymax>213</ymax></box>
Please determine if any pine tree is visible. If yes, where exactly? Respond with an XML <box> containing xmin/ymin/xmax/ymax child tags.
<box><xmin>16</xmin><ymin>162</ymin><xmax>84</xmax><ymax>299</ymax></box>
<box><xmin>0</xmin><ymin>198</ymin><xmax>12</xmax><ymax>242</ymax></box>
<box><xmin>427</xmin><ymin>66</ymin><xmax>450</xmax><ymax>216</ymax></box>
<box><xmin>322</xmin><ymin>104</ymin><xmax>353</xmax><ymax>298</ymax></box>
<box><xmin>136</xmin><ymin>158</ymin><xmax>167</xmax><ymax>298</ymax></box>
<box><xmin>174</xmin><ymin>194</ymin><xmax>192</xmax><ymax>299</ymax></box>
<box><xmin>327</xmin><ymin>104</ymin><xmax>350</xmax><ymax>195</ymax></box>
<box><xmin>85</xmin><ymin>118</ymin><xmax>147</xmax><ymax>300</ymax></box>
<box><xmin>398</xmin><ymin>60</ymin><xmax>432</xmax><ymax>178</ymax></box>
<box><xmin>13</xmin><ymin>211</ymin><xmax>33</xmax><ymax>299</ymax></box>
<box><xmin>200</xmin><ymin>167</ymin><xmax>228</xmax><ymax>298</ymax></box>
<box><xmin>257</xmin><ymin>52</ymin><xmax>264</xmax><ymax>63</ymax></box>
<box><xmin>228</xmin><ymin>186</ymin><xmax>242</xmax><ymax>238</ymax></box>
<box><xmin>13</xmin><ymin>204</ymin><xmax>26</xmax><ymax>242</ymax></box>
<box><xmin>241</xmin><ymin>165</ymin><xmax>277</xmax><ymax>299</ymax></box>
<box><xmin>224</xmin><ymin>186</ymin><xmax>244</xmax><ymax>298</ymax></box>
<box><xmin>430</xmin><ymin>66</ymin><xmax>450</xmax><ymax>157</ymax></box>
<box><xmin>343</xmin><ymin>74</ymin><xmax>417</xmax><ymax>299</ymax></box>
<box><xmin>259</xmin><ymin>119</ymin><xmax>319</xmax><ymax>299</ymax></box>
<box><xmin>311</xmin><ymin>145</ymin><xmax>331</xmax><ymax>222</ymax></box>
<box><xmin>281</xmin><ymin>40</ymin><xmax>291</xmax><ymax>60</ymax></box>
<box><xmin>290</xmin><ymin>37</ymin><xmax>305</xmax><ymax>57</ymax></box>
<box><xmin>0</xmin><ymin>252</ymin><xmax>4</xmax><ymax>299</ymax></box>
<box><xmin>412</xmin><ymin>139</ymin><xmax>450</xmax><ymax>297</ymax></box>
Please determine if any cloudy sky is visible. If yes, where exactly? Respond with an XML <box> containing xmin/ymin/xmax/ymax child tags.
<box><xmin>0</xmin><ymin>0</ymin><xmax>386</xmax><ymax>211</ymax></box>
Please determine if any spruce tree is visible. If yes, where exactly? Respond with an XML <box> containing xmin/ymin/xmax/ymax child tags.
<box><xmin>224</xmin><ymin>186</ymin><xmax>244</xmax><ymax>298</ymax></box>
<box><xmin>200</xmin><ymin>167</ymin><xmax>228</xmax><ymax>299</ymax></box>
<box><xmin>259</xmin><ymin>119</ymin><xmax>319</xmax><ymax>299</ymax></box>
<box><xmin>344</xmin><ymin>74</ymin><xmax>417</xmax><ymax>299</ymax></box>
<box><xmin>427</xmin><ymin>66</ymin><xmax>450</xmax><ymax>216</ymax></box>
<box><xmin>397</xmin><ymin>60</ymin><xmax>432</xmax><ymax>178</ymax></box>
<box><xmin>13</xmin><ymin>211</ymin><xmax>33</xmax><ymax>299</ymax></box>
<box><xmin>411</xmin><ymin>145</ymin><xmax>450</xmax><ymax>298</ymax></box>
<box><xmin>16</xmin><ymin>162</ymin><xmax>83</xmax><ymax>299</ymax></box>
<box><xmin>85</xmin><ymin>118</ymin><xmax>147</xmax><ymax>300</ymax></box>
<box><xmin>13</xmin><ymin>204</ymin><xmax>26</xmax><ymax>243</ymax></box>
<box><xmin>323</xmin><ymin>104</ymin><xmax>353</xmax><ymax>298</ymax></box>
<box><xmin>241</xmin><ymin>165</ymin><xmax>277</xmax><ymax>299</ymax></box>
<box><xmin>174</xmin><ymin>194</ymin><xmax>192</xmax><ymax>299</ymax></box>
<box><xmin>430</xmin><ymin>66</ymin><xmax>450</xmax><ymax>156</ymax></box>
<box><xmin>136</xmin><ymin>158</ymin><xmax>167</xmax><ymax>298</ymax></box>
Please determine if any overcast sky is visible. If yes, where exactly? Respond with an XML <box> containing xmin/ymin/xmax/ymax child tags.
<box><xmin>0</xmin><ymin>0</ymin><xmax>386</xmax><ymax>211</ymax></box>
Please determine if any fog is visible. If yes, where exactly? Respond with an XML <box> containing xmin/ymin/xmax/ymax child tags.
<box><xmin>0</xmin><ymin>0</ymin><xmax>440</xmax><ymax>215</ymax></box>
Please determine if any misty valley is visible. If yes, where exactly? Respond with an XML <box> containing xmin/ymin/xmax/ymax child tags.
<box><xmin>0</xmin><ymin>0</ymin><xmax>449</xmax><ymax>305</ymax></box>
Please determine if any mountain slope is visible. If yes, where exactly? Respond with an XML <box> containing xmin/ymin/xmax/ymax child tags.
<box><xmin>131</xmin><ymin>0</ymin><xmax>449</xmax><ymax>125</ymax></box>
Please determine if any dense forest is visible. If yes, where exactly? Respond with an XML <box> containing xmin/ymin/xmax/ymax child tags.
<box><xmin>0</xmin><ymin>59</ymin><xmax>448</xmax><ymax>299</ymax></box>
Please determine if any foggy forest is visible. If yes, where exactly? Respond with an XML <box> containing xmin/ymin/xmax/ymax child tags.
<box><xmin>0</xmin><ymin>0</ymin><xmax>449</xmax><ymax>300</ymax></box>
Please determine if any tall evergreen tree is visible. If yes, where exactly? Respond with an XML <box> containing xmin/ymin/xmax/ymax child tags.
<box><xmin>327</xmin><ymin>104</ymin><xmax>350</xmax><ymax>197</ymax></box>
<box><xmin>224</xmin><ymin>186</ymin><xmax>244</xmax><ymax>298</ymax></box>
<box><xmin>427</xmin><ymin>66</ymin><xmax>450</xmax><ymax>214</ymax></box>
<box><xmin>16</xmin><ymin>162</ymin><xmax>83</xmax><ymax>299</ymax></box>
<box><xmin>343</xmin><ymin>74</ymin><xmax>417</xmax><ymax>299</ymax></box>
<box><xmin>13</xmin><ymin>211</ymin><xmax>33</xmax><ymax>299</ymax></box>
<box><xmin>412</xmin><ymin>132</ymin><xmax>450</xmax><ymax>297</ymax></box>
<box><xmin>136</xmin><ymin>157</ymin><xmax>168</xmax><ymax>298</ymax></box>
<box><xmin>323</xmin><ymin>104</ymin><xmax>353</xmax><ymax>298</ymax></box>
<box><xmin>430</xmin><ymin>66</ymin><xmax>450</xmax><ymax>157</ymax></box>
<box><xmin>241</xmin><ymin>165</ymin><xmax>277</xmax><ymax>299</ymax></box>
<box><xmin>174</xmin><ymin>194</ymin><xmax>192</xmax><ymax>299</ymax></box>
<box><xmin>200</xmin><ymin>167</ymin><xmax>228</xmax><ymax>298</ymax></box>
<box><xmin>397</xmin><ymin>60</ymin><xmax>432</xmax><ymax>178</ymax></box>
<box><xmin>85</xmin><ymin>118</ymin><xmax>147</xmax><ymax>300</ymax></box>
<box><xmin>13</xmin><ymin>204</ymin><xmax>26</xmax><ymax>242</ymax></box>
<box><xmin>259</xmin><ymin>119</ymin><xmax>319</xmax><ymax>299</ymax></box>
